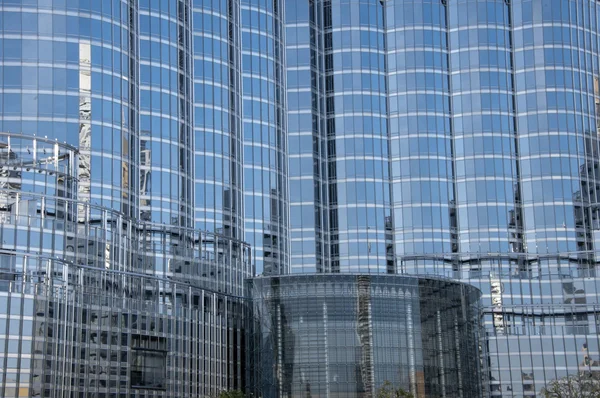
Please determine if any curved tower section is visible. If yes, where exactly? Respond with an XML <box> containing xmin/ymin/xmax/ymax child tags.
<box><xmin>449</xmin><ymin>0</ymin><xmax>521</xmax><ymax>262</ymax></box>
<box><xmin>0</xmin><ymin>0</ymin><xmax>139</xmax><ymax>218</ymax></box>
<box><xmin>286</xmin><ymin>0</ymin><xmax>330</xmax><ymax>273</ymax></box>
<box><xmin>241</xmin><ymin>0</ymin><xmax>289</xmax><ymax>275</ymax></box>
<box><xmin>139</xmin><ymin>0</ymin><xmax>194</xmax><ymax>228</ymax></box>
<box><xmin>0</xmin><ymin>0</ymin><xmax>139</xmax><ymax>271</ymax></box>
<box><xmin>324</xmin><ymin>0</ymin><xmax>394</xmax><ymax>273</ymax></box>
<box><xmin>386</xmin><ymin>0</ymin><xmax>457</xmax><ymax>275</ymax></box>
<box><xmin>513</xmin><ymin>0</ymin><xmax>600</xmax><ymax>268</ymax></box>
<box><xmin>193</xmin><ymin>0</ymin><xmax>245</xmax><ymax>242</ymax></box>
<box><xmin>499</xmin><ymin>0</ymin><xmax>600</xmax><ymax>394</ymax></box>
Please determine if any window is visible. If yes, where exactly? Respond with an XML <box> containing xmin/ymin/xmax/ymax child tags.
<box><xmin>130</xmin><ymin>335</ymin><xmax>167</xmax><ymax>390</ymax></box>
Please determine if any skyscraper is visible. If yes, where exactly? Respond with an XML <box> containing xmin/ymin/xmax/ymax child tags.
<box><xmin>287</xmin><ymin>0</ymin><xmax>395</xmax><ymax>274</ymax></box>
<box><xmin>192</xmin><ymin>0</ymin><xmax>244</xmax><ymax>241</ymax></box>
<box><xmin>287</xmin><ymin>0</ymin><xmax>600</xmax><ymax>395</ymax></box>
<box><xmin>241</xmin><ymin>0</ymin><xmax>289</xmax><ymax>275</ymax></box>
<box><xmin>0</xmin><ymin>0</ymin><xmax>255</xmax><ymax>396</ymax></box>
<box><xmin>3</xmin><ymin>0</ymin><xmax>600</xmax><ymax>396</ymax></box>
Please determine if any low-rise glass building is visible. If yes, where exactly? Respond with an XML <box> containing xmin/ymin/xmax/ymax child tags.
<box><xmin>247</xmin><ymin>274</ymin><xmax>483</xmax><ymax>398</ymax></box>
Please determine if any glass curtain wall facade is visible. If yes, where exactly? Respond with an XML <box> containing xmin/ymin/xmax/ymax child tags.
<box><xmin>192</xmin><ymin>0</ymin><xmax>245</xmax><ymax>241</ymax></box>
<box><xmin>388</xmin><ymin>0</ymin><xmax>456</xmax><ymax>266</ymax></box>
<box><xmin>323</xmin><ymin>0</ymin><xmax>395</xmax><ymax>273</ymax></box>
<box><xmin>247</xmin><ymin>274</ymin><xmax>483</xmax><ymax>398</ymax></box>
<box><xmin>241</xmin><ymin>0</ymin><xmax>289</xmax><ymax>275</ymax></box>
<box><xmin>286</xmin><ymin>0</ymin><xmax>600</xmax><ymax>395</ymax></box>
<box><xmin>0</xmin><ymin>0</ymin><xmax>138</xmax><ymax>217</ymax></box>
<box><xmin>0</xmin><ymin>0</ymin><xmax>256</xmax><ymax>396</ymax></box>
<box><xmin>139</xmin><ymin>0</ymin><xmax>194</xmax><ymax>228</ymax></box>
<box><xmin>286</xmin><ymin>0</ymin><xmax>331</xmax><ymax>273</ymax></box>
<box><xmin>286</xmin><ymin>0</ymin><xmax>395</xmax><ymax>274</ymax></box>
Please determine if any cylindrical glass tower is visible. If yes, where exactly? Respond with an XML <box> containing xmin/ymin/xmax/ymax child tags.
<box><xmin>324</xmin><ymin>0</ymin><xmax>394</xmax><ymax>273</ymax></box>
<box><xmin>139</xmin><ymin>0</ymin><xmax>194</xmax><ymax>228</ymax></box>
<box><xmin>241</xmin><ymin>0</ymin><xmax>289</xmax><ymax>275</ymax></box>
<box><xmin>387</xmin><ymin>0</ymin><xmax>456</xmax><ymax>272</ymax></box>
<box><xmin>513</xmin><ymin>0</ymin><xmax>600</xmax><ymax>261</ymax></box>
<box><xmin>0</xmin><ymin>0</ymin><xmax>139</xmax><ymax>217</ymax></box>
<box><xmin>449</xmin><ymin>0</ymin><xmax>521</xmax><ymax>259</ymax></box>
<box><xmin>286</xmin><ymin>0</ymin><xmax>331</xmax><ymax>273</ymax></box>
<box><xmin>193</xmin><ymin>0</ymin><xmax>245</xmax><ymax>241</ymax></box>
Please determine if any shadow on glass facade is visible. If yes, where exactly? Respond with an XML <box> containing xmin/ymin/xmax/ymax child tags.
<box><xmin>247</xmin><ymin>274</ymin><xmax>483</xmax><ymax>398</ymax></box>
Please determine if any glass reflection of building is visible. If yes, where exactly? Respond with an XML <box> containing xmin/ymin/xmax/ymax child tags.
<box><xmin>241</xmin><ymin>0</ymin><xmax>289</xmax><ymax>275</ymax></box>
<box><xmin>139</xmin><ymin>0</ymin><xmax>194</xmax><ymax>228</ymax></box>
<box><xmin>286</xmin><ymin>0</ymin><xmax>330</xmax><ymax>274</ymax></box>
<box><xmin>287</xmin><ymin>0</ymin><xmax>395</xmax><ymax>274</ymax></box>
<box><xmin>248</xmin><ymin>274</ymin><xmax>483</xmax><ymax>398</ymax></box>
<box><xmin>193</xmin><ymin>0</ymin><xmax>245</xmax><ymax>242</ymax></box>
<box><xmin>324</xmin><ymin>0</ymin><xmax>395</xmax><ymax>274</ymax></box>
<box><xmin>0</xmin><ymin>1</ymin><xmax>252</xmax><ymax>397</ymax></box>
<box><xmin>285</xmin><ymin>0</ymin><xmax>600</xmax><ymax>396</ymax></box>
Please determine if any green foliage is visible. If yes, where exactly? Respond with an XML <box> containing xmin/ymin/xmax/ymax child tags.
<box><xmin>218</xmin><ymin>390</ymin><xmax>245</xmax><ymax>398</ymax></box>
<box><xmin>376</xmin><ymin>380</ymin><xmax>414</xmax><ymax>398</ymax></box>
<box><xmin>540</xmin><ymin>373</ymin><xmax>600</xmax><ymax>398</ymax></box>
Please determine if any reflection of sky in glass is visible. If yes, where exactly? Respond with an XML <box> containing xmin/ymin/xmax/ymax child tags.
<box><xmin>0</xmin><ymin>1</ymin><xmax>253</xmax><ymax>395</ymax></box>
<box><xmin>192</xmin><ymin>0</ymin><xmax>244</xmax><ymax>242</ymax></box>
<box><xmin>139</xmin><ymin>0</ymin><xmax>193</xmax><ymax>228</ymax></box>
<box><xmin>241</xmin><ymin>0</ymin><xmax>289</xmax><ymax>276</ymax></box>
<box><xmin>0</xmin><ymin>1</ymin><xmax>138</xmax><ymax>217</ymax></box>
<box><xmin>286</xmin><ymin>0</ymin><xmax>600</xmax><ymax>395</ymax></box>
